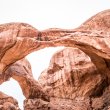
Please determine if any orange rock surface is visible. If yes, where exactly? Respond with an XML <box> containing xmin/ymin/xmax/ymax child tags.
<box><xmin>0</xmin><ymin>9</ymin><xmax>110</xmax><ymax>110</ymax></box>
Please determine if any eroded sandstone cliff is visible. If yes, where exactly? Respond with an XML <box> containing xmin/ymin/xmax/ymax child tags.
<box><xmin>0</xmin><ymin>9</ymin><xmax>110</xmax><ymax>110</ymax></box>
<box><xmin>39</xmin><ymin>48</ymin><xmax>110</xmax><ymax>110</ymax></box>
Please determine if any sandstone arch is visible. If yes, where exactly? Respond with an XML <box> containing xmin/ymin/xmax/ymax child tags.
<box><xmin>0</xmin><ymin>9</ymin><xmax>110</xmax><ymax>109</ymax></box>
<box><xmin>38</xmin><ymin>9</ymin><xmax>110</xmax><ymax>79</ymax></box>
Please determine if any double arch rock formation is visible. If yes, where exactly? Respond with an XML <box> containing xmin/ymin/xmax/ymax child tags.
<box><xmin>0</xmin><ymin>9</ymin><xmax>110</xmax><ymax>109</ymax></box>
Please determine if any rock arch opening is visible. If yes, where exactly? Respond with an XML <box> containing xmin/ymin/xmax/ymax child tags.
<box><xmin>0</xmin><ymin>9</ymin><xmax>110</xmax><ymax>109</ymax></box>
<box><xmin>26</xmin><ymin>47</ymin><xmax>65</xmax><ymax>80</ymax></box>
<box><xmin>0</xmin><ymin>78</ymin><xmax>25</xmax><ymax>109</ymax></box>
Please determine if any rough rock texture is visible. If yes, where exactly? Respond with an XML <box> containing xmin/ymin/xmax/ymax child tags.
<box><xmin>0</xmin><ymin>91</ymin><xmax>20</xmax><ymax>110</ymax></box>
<box><xmin>38</xmin><ymin>9</ymin><xmax>110</xmax><ymax>110</ymax></box>
<box><xmin>38</xmin><ymin>48</ymin><xmax>102</xmax><ymax>99</ymax></box>
<box><xmin>38</xmin><ymin>48</ymin><xmax>110</xmax><ymax>110</ymax></box>
<box><xmin>0</xmin><ymin>9</ymin><xmax>110</xmax><ymax>110</ymax></box>
<box><xmin>79</xmin><ymin>9</ymin><xmax>110</xmax><ymax>31</ymax></box>
<box><xmin>0</xmin><ymin>58</ymin><xmax>50</xmax><ymax>109</ymax></box>
<box><xmin>0</xmin><ymin>22</ymin><xmax>54</xmax><ymax>73</ymax></box>
<box><xmin>5</xmin><ymin>58</ymin><xmax>49</xmax><ymax>101</ymax></box>
<box><xmin>24</xmin><ymin>97</ymin><xmax>91</xmax><ymax>110</ymax></box>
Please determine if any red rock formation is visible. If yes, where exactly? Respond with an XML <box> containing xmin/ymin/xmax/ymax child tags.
<box><xmin>0</xmin><ymin>91</ymin><xmax>20</xmax><ymax>110</ymax></box>
<box><xmin>0</xmin><ymin>9</ymin><xmax>110</xmax><ymax>110</ymax></box>
<box><xmin>0</xmin><ymin>58</ymin><xmax>50</xmax><ymax>109</ymax></box>
<box><xmin>39</xmin><ymin>48</ymin><xmax>99</xmax><ymax>98</ymax></box>
<box><xmin>4</xmin><ymin>58</ymin><xmax>50</xmax><ymax>101</ymax></box>
<box><xmin>0</xmin><ymin>22</ymin><xmax>54</xmax><ymax>73</ymax></box>
<box><xmin>39</xmin><ymin>48</ymin><xmax>110</xmax><ymax>110</ymax></box>
<box><xmin>79</xmin><ymin>9</ymin><xmax>110</xmax><ymax>31</ymax></box>
<box><xmin>37</xmin><ymin>9</ymin><xmax>110</xmax><ymax>110</ymax></box>
<box><xmin>39</xmin><ymin>9</ymin><xmax>110</xmax><ymax>82</ymax></box>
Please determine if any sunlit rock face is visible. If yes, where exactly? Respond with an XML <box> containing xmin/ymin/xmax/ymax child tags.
<box><xmin>38</xmin><ymin>48</ymin><xmax>110</xmax><ymax>110</ymax></box>
<box><xmin>0</xmin><ymin>23</ymin><xmax>38</xmax><ymax>73</ymax></box>
<box><xmin>38</xmin><ymin>9</ymin><xmax>110</xmax><ymax>110</ymax></box>
<box><xmin>38</xmin><ymin>48</ymin><xmax>100</xmax><ymax>99</ymax></box>
<box><xmin>79</xmin><ymin>9</ymin><xmax>110</xmax><ymax>31</ymax></box>
<box><xmin>0</xmin><ymin>9</ymin><xmax>110</xmax><ymax>110</ymax></box>
<box><xmin>0</xmin><ymin>22</ymin><xmax>54</xmax><ymax>74</ymax></box>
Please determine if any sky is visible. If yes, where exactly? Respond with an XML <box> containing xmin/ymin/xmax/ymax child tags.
<box><xmin>0</xmin><ymin>0</ymin><xmax>110</xmax><ymax>109</ymax></box>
